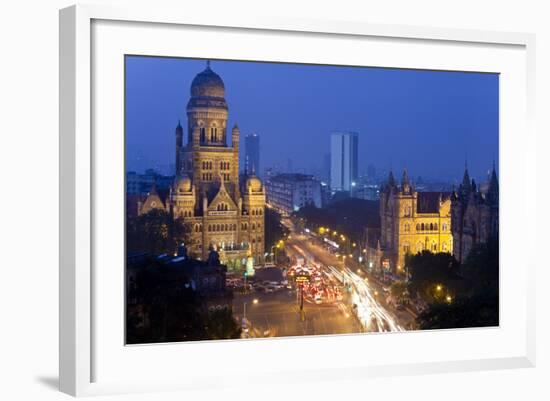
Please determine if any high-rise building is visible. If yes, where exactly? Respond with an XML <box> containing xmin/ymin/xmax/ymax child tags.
<box><xmin>139</xmin><ymin>63</ymin><xmax>265</xmax><ymax>265</ymax></box>
<box><xmin>330</xmin><ymin>131</ymin><xmax>358</xmax><ymax>193</ymax></box>
<box><xmin>245</xmin><ymin>133</ymin><xmax>260</xmax><ymax>175</ymax></box>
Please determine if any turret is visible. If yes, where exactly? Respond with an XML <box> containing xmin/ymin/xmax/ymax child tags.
<box><xmin>232</xmin><ymin>123</ymin><xmax>240</xmax><ymax>149</ymax></box>
<box><xmin>401</xmin><ymin>168</ymin><xmax>411</xmax><ymax>194</ymax></box>
<box><xmin>460</xmin><ymin>165</ymin><xmax>472</xmax><ymax>199</ymax></box>
<box><xmin>487</xmin><ymin>162</ymin><xmax>499</xmax><ymax>205</ymax></box>
<box><xmin>175</xmin><ymin>120</ymin><xmax>183</xmax><ymax>148</ymax></box>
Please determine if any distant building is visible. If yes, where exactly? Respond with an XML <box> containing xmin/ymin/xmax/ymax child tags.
<box><xmin>353</xmin><ymin>184</ymin><xmax>380</xmax><ymax>201</ymax></box>
<box><xmin>367</xmin><ymin>164</ymin><xmax>376</xmax><ymax>181</ymax></box>
<box><xmin>451</xmin><ymin>164</ymin><xmax>499</xmax><ymax>262</ymax></box>
<box><xmin>266</xmin><ymin>173</ymin><xmax>322</xmax><ymax>216</ymax></box>
<box><xmin>126</xmin><ymin>169</ymin><xmax>174</xmax><ymax>195</ymax></box>
<box><xmin>245</xmin><ymin>133</ymin><xmax>260</xmax><ymax>175</ymax></box>
<box><xmin>380</xmin><ymin>169</ymin><xmax>453</xmax><ymax>271</ymax></box>
<box><xmin>330</xmin><ymin>131</ymin><xmax>358</xmax><ymax>193</ymax></box>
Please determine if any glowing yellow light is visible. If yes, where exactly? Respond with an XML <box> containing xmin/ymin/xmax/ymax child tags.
<box><xmin>253</xmin><ymin>298</ymin><xmax>259</xmax><ymax>304</ymax></box>
<box><xmin>436</xmin><ymin>285</ymin><xmax>442</xmax><ymax>292</ymax></box>
<box><xmin>352</xmin><ymin>243</ymin><xmax>356</xmax><ymax>247</ymax></box>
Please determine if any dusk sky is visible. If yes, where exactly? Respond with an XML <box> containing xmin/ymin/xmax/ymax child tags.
<box><xmin>125</xmin><ymin>56</ymin><xmax>499</xmax><ymax>183</ymax></box>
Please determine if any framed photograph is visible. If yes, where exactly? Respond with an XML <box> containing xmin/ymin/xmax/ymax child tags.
<box><xmin>59</xmin><ymin>4</ymin><xmax>536</xmax><ymax>396</ymax></box>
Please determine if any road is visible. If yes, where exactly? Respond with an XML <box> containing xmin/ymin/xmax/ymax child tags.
<box><xmin>231</xmin><ymin>218</ymin><xmax>414</xmax><ymax>338</ymax></box>
<box><xmin>284</xmin><ymin>219</ymin><xmax>415</xmax><ymax>332</ymax></box>
<box><xmin>233</xmin><ymin>289</ymin><xmax>362</xmax><ymax>338</ymax></box>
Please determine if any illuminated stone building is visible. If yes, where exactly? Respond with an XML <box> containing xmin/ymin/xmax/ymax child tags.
<box><xmin>139</xmin><ymin>63</ymin><xmax>265</xmax><ymax>266</ymax></box>
<box><xmin>451</xmin><ymin>164</ymin><xmax>499</xmax><ymax>262</ymax></box>
<box><xmin>380</xmin><ymin>170</ymin><xmax>453</xmax><ymax>271</ymax></box>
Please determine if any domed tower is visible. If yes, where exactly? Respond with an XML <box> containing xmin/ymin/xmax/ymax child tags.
<box><xmin>186</xmin><ymin>61</ymin><xmax>228</xmax><ymax>146</ymax></box>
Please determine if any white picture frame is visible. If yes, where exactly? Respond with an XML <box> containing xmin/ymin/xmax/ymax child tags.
<box><xmin>59</xmin><ymin>4</ymin><xmax>536</xmax><ymax>397</ymax></box>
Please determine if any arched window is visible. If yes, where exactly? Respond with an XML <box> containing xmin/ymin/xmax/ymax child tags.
<box><xmin>421</xmin><ymin>223</ymin><xmax>425</xmax><ymax>231</ymax></box>
<box><xmin>431</xmin><ymin>242</ymin><xmax>438</xmax><ymax>252</ymax></box>
<box><xmin>442</xmin><ymin>242</ymin><xmax>448</xmax><ymax>252</ymax></box>
<box><xmin>416</xmin><ymin>223</ymin><xmax>420</xmax><ymax>231</ymax></box>
<box><xmin>200</xmin><ymin>127</ymin><xmax>206</xmax><ymax>142</ymax></box>
<box><xmin>430</xmin><ymin>223</ymin><xmax>434</xmax><ymax>231</ymax></box>
<box><xmin>434</xmin><ymin>223</ymin><xmax>438</xmax><ymax>231</ymax></box>
<box><xmin>252</xmin><ymin>223</ymin><xmax>256</xmax><ymax>231</ymax></box>
<box><xmin>404</xmin><ymin>223</ymin><xmax>410</xmax><ymax>232</ymax></box>
<box><xmin>442</xmin><ymin>223</ymin><xmax>448</xmax><ymax>231</ymax></box>
<box><xmin>403</xmin><ymin>243</ymin><xmax>410</xmax><ymax>254</ymax></box>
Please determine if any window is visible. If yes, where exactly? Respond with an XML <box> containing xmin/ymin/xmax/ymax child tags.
<box><xmin>404</xmin><ymin>223</ymin><xmax>410</xmax><ymax>232</ymax></box>
<box><xmin>416</xmin><ymin>223</ymin><xmax>420</xmax><ymax>231</ymax></box>
<box><xmin>429</xmin><ymin>223</ymin><xmax>434</xmax><ymax>231</ymax></box>
<box><xmin>421</xmin><ymin>223</ymin><xmax>425</xmax><ymax>231</ymax></box>
<box><xmin>404</xmin><ymin>206</ymin><xmax>411</xmax><ymax>217</ymax></box>
<box><xmin>442</xmin><ymin>242</ymin><xmax>448</xmax><ymax>252</ymax></box>
<box><xmin>442</xmin><ymin>223</ymin><xmax>448</xmax><ymax>232</ymax></box>
<box><xmin>431</xmin><ymin>242</ymin><xmax>438</xmax><ymax>252</ymax></box>
<box><xmin>200</xmin><ymin>127</ymin><xmax>205</xmax><ymax>142</ymax></box>
<box><xmin>403</xmin><ymin>243</ymin><xmax>410</xmax><ymax>254</ymax></box>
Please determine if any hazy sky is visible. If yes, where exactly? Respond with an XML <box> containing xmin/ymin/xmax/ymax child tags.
<box><xmin>125</xmin><ymin>56</ymin><xmax>498</xmax><ymax>183</ymax></box>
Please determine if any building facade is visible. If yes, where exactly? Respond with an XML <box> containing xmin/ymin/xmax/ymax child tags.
<box><xmin>244</xmin><ymin>133</ymin><xmax>260</xmax><ymax>175</ymax></box>
<box><xmin>265</xmin><ymin>173</ymin><xmax>322</xmax><ymax>216</ymax></box>
<box><xmin>330</xmin><ymin>131</ymin><xmax>358</xmax><ymax>193</ymax></box>
<box><xmin>380</xmin><ymin>170</ymin><xmax>453</xmax><ymax>271</ymax></box>
<box><xmin>139</xmin><ymin>63</ymin><xmax>265</xmax><ymax>266</ymax></box>
<box><xmin>451</xmin><ymin>165</ymin><xmax>499</xmax><ymax>262</ymax></box>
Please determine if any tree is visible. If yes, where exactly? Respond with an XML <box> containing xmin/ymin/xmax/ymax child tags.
<box><xmin>390</xmin><ymin>281</ymin><xmax>409</xmax><ymax>303</ymax></box>
<box><xmin>416</xmin><ymin>293</ymin><xmax>498</xmax><ymax>329</ymax></box>
<box><xmin>460</xmin><ymin>238</ymin><xmax>499</xmax><ymax>297</ymax></box>
<box><xmin>127</xmin><ymin>209</ymin><xmax>190</xmax><ymax>255</ymax></box>
<box><xmin>205</xmin><ymin>308</ymin><xmax>242</xmax><ymax>340</ymax></box>
<box><xmin>406</xmin><ymin>251</ymin><xmax>462</xmax><ymax>303</ymax></box>
<box><xmin>415</xmin><ymin>239</ymin><xmax>500</xmax><ymax>330</ymax></box>
<box><xmin>265</xmin><ymin>207</ymin><xmax>288</xmax><ymax>249</ymax></box>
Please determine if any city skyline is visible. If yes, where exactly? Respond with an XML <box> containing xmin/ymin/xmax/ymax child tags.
<box><xmin>126</xmin><ymin>58</ymin><xmax>499</xmax><ymax>343</ymax></box>
<box><xmin>125</xmin><ymin>56</ymin><xmax>499</xmax><ymax>183</ymax></box>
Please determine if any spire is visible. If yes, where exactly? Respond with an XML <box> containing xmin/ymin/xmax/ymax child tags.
<box><xmin>401</xmin><ymin>168</ymin><xmax>410</xmax><ymax>192</ymax></box>
<box><xmin>149</xmin><ymin>182</ymin><xmax>158</xmax><ymax>195</ymax></box>
<box><xmin>460</xmin><ymin>164</ymin><xmax>472</xmax><ymax>199</ymax></box>
<box><xmin>487</xmin><ymin>162</ymin><xmax>499</xmax><ymax>205</ymax></box>
<box><xmin>176</xmin><ymin>119</ymin><xmax>182</xmax><ymax>129</ymax></box>
<box><xmin>388</xmin><ymin>170</ymin><xmax>396</xmax><ymax>187</ymax></box>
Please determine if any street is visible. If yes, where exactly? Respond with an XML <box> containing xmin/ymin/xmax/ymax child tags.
<box><xmin>232</xmin><ymin>218</ymin><xmax>415</xmax><ymax>339</ymax></box>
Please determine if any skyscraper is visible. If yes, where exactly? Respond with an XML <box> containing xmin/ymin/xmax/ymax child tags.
<box><xmin>330</xmin><ymin>131</ymin><xmax>358</xmax><ymax>193</ymax></box>
<box><xmin>245</xmin><ymin>133</ymin><xmax>260</xmax><ymax>175</ymax></box>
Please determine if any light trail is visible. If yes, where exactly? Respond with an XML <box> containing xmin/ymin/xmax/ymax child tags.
<box><xmin>287</xmin><ymin>236</ymin><xmax>404</xmax><ymax>332</ymax></box>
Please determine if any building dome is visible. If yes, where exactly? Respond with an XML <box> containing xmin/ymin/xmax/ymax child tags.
<box><xmin>175</xmin><ymin>176</ymin><xmax>192</xmax><ymax>193</ymax></box>
<box><xmin>190</xmin><ymin>63</ymin><xmax>225</xmax><ymax>98</ymax></box>
<box><xmin>246</xmin><ymin>176</ymin><xmax>263</xmax><ymax>192</ymax></box>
